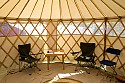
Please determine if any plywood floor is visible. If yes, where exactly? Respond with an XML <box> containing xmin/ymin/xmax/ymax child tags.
<box><xmin>0</xmin><ymin>63</ymin><xmax>122</xmax><ymax>83</ymax></box>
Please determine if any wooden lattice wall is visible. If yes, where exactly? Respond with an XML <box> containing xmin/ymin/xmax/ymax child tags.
<box><xmin>0</xmin><ymin>18</ymin><xmax>125</xmax><ymax>76</ymax></box>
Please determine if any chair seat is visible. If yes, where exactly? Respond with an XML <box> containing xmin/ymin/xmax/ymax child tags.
<box><xmin>28</xmin><ymin>57</ymin><xmax>40</xmax><ymax>63</ymax></box>
<box><xmin>100</xmin><ymin>60</ymin><xmax>116</xmax><ymax>66</ymax></box>
<box><xmin>75</xmin><ymin>56</ymin><xmax>94</xmax><ymax>62</ymax></box>
<box><xmin>19</xmin><ymin>56</ymin><xmax>40</xmax><ymax>63</ymax></box>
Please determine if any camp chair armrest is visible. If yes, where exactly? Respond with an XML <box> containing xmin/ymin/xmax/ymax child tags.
<box><xmin>71</xmin><ymin>51</ymin><xmax>81</xmax><ymax>55</ymax></box>
<box><xmin>31</xmin><ymin>52</ymin><xmax>43</xmax><ymax>55</ymax></box>
<box><xmin>30</xmin><ymin>52</ymin><xmax>43</xmax><ymax>58</ymax></box>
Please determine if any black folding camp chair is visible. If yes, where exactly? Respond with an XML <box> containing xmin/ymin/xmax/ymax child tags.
<box><xmin>71</xmin><ymin>42</ymin><xmax>96</xmax><ymax>74</ymax></box>
<box><xmin>18</xmin><ymin>43</ymin><xmax>42</xmax><ymax>75</ymax></box>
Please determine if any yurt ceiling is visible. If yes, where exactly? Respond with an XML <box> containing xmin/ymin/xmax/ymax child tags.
<box><xmin>0</xmin><ymin>0</ymin><xmax>125</xmax><ymax>20</ymax></box>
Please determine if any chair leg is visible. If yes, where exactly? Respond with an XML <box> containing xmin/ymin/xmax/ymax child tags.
<box><xmin>26</xmin><ymin>67</ymin><xmax>32</xmax><ymax>75</ymax></box>
<box><xmin>83</xmin><ymin>62</ymin><xmax>90</xmax><ymax>74</ymax></box>
<box><xmin>75</xmin><ymin>61</ymin><xmax>83</xmax><ymax>71</ymax></box>
<box><xmin>97</xmin><ymin>65</ymin><xmax>117</xmax><ymax>82</ymax></box>
<box><xmin>19</xmin><ymin>61</ymin><xmax>21</xmax><ymax>72</ymax></box>
<box><xmin>75</xmin><ymin>61</ymin><xmax>90</xmax><ymax>74</ymax></box>
<box><xmin>85</xmin><ymin>69</ymin><xmax>90</xmax><ymax>74</ymax></box>
<box><xmin>110</xmin><ymin>66</ymin><xmax>117</xmax><ymax>75</ymax></box>
<box><xmin>97</xmin><ymin>64</ymin><xmax>106</xmax><ymax>76</ymax></box>
<box><xmin>36</xmin><ymin>66</ymin><xmax>41</xmax><ymax>71</ymax></box>
<box><xmin>34</xmin><ymin>63</ymin><xmax>41</xmax><ymax>71</ymax></box>
<box><xmin>27</xmin><ymin>63</ymin><xmax>41</xmax><ymax>75</ymax></box>
<box><xmin>19</xmin><ymin>61</ymin><xmax>24</xmax><ymax>72</ymax></box>
<box><xmin>75</xmin><ymin>61</ymin><xmax>79</xmax><ymax>71</ymax></box>
<box><xmin>27</xmin><ymin>63</ymin><xmax>40</xmax><ymax>75</ymax></box>
<box><xmin>19</xmin><ymin>63</ymin><xmax>32</xmax><ymax>75</ymax></box>
<box><xmin>19</xmin><ymin>62</ymin><xmax>41</xmax><ymax>75</ymax></box>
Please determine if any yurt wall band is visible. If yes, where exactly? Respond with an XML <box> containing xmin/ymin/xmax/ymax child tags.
<box><xmin>0</xmin><ymin>17</ymin><xmax>125</xmax><ymax>76</ymax></box>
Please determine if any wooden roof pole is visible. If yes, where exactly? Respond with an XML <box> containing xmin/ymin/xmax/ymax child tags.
<box><xmin>103</xmin><ymin>17</ymin><xmax>107</xmax><ymax>60</ymax></box>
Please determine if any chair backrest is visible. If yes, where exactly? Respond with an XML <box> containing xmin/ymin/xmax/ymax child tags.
<box><xmin>106</xmin><ymin>48</ymin><xmax>121</xmax><ymax>55</ymax></box>
<box><xmin>18</xmin><ymin>43</ymin><xmax>31</xmax><ymax>59</ymax></box>
<box><xmin>80</xmin><ymin>42</ymin><xmax>95</xmax><ymax>57</ymax></box>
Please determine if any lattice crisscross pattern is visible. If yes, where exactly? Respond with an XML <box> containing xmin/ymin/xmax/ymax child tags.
<box><xmin>0</xmin><ymin>18</ymin><xmax>125</xmax><ymax>76</ymax></box>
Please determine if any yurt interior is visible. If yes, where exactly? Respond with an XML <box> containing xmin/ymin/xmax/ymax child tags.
<box><xmin>0</xmin><ymin>0</ymin><xmax>125</xmax><ymax>83</ymax></box>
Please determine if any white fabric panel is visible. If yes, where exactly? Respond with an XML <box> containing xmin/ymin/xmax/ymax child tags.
<box><xmin>76</xmin><ymin>0</ymin><xmax>91</xmax><ymax>18</ymax></box>
<box><xmin>51</xmin><ymin>0</ymin><xmax>60</xmax><ymax>19</ymax></box>
<box><xmin>84</xmin><ymin>0</ymin><xmax>103</xmax><ymax>18</ymax></box>
<box><xmin>93</xmin><ymin>0</ymin><xmax>116</xmax><ymax>17</ymax></box>
<box><xmin>41</xmin><ymin>0</ymin><xmax>52</xmax><ymax>19</ymax></box>
<box><xmin>0</xmin><ymin>0</ymin><xmax>19</xmax><ymax>17</ymax></box>
<box><xmin>0</xmin><ymin>0</ymin><xmax>8</xmax><ymax>7</ymax></box>
<box><xmin>67</xmin><ymin>0</ymin><xmax>81</xmax><ymax>19</ymax></box>
<box><xmin>0</xmin><ymin>0</ymin><xmax>125</xmax><ymax>19</ymax></box>
<box><xmin>8</xmin><ymin>0</ymin><xmax>29</xmax><ymax>18</ymax></box>
<box><xmin>19</xmin><ymin>0</ymin><xmax>37</xmax><ymax>18</ymax></box>
<box><xmin>30</xmin><ymin>0</ymin><xmax>44</xmax><ymax>19</ymax></box>
<box><xmin>115</xmin><ymin>0</ymin><xmax>125</xmax><ymax>8</ymax></box>
<box><xmin>60</xmin><ymin>0</ymin><xmax>70</xmax><ymax>19</ymax></box>
<box><xmin>103</xmin><ymin>0</ymin><xmax>125</xmax><ymax>16</ymax></box>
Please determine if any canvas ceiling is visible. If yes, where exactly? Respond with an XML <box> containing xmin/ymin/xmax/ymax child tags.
<box><xmin>0</xmin><ymin>0</ymin><xmax>125</xmax><ymax>20</ymax></box>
